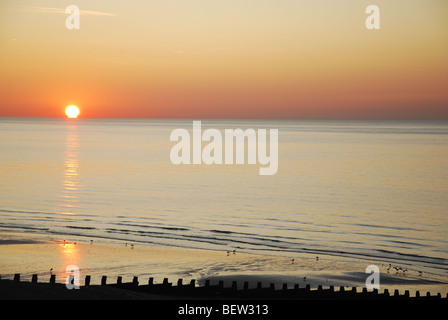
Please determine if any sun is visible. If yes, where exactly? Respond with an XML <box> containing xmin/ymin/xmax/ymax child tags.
<box><xmin>65</xmin><ymin>105</ymin><xmax>80</xmax><ymax>118</ymax></box>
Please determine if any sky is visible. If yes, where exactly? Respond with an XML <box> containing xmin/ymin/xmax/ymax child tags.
<box><xmin>0</xmin><ymin>0</ymin><xmax>447</xmax><ymax>119</ymax></box>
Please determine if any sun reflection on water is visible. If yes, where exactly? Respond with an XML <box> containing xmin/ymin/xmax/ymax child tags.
<box><xmin>58</xmin><ymin>242</ymin><xmax>80</xmax><ymax>263</ymax></box>
<box><xmin>56</xmin><ymin>241</ymin><xmax>82</xmax><ymax>284</ymax></box>
<box><xmin>59</xmin><ymin>122</ymin><xmax>81</xmax><ymax>214</ymax></box>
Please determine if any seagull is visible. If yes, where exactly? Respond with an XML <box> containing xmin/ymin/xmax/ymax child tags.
<box><xmin>227</xmin><ymin>251</ymin><xmax>230</xmax><ymax>256</ymax></box>
<box><xmin>316</xmin><ymin>256</ymin><xmax>319</xmax><ymax>261</ymax></box>
<box><xmin>233</xmin><ymin>250</ymin><xmax>236</xmax><ymax>255</ymax></box>
<box><xmin>386</xmin><ymin>264</ymin><xmax>391</xmax><ymax>273</ymax></box>
<box><xmin>291</xmin><ymin>259</ymin><xmax>295</xmax><ymax>264</ymax></box>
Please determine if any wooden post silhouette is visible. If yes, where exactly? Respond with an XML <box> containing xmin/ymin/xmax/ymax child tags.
<box><xmin>85</xmin><ymin>275</ymin><xmax>91</xmax><ymax>287</ymax></box>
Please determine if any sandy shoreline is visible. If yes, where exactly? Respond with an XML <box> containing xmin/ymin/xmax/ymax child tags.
<box><xmin>1</xmin><ymin>232</ymin><xmax>447</xmax><ymax>299</ymax></box>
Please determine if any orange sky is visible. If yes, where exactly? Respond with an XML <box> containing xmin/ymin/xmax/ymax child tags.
<box><xmin>1</xmin><ymin>0</ymin><xmax>447</xmax><ymax>119</ymax></box>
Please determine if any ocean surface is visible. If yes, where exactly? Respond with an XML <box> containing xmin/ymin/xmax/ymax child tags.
<box><xmin>1</xmin><ymin>118</ymin><xmax>448</xmax><ymax>278</ymax></box>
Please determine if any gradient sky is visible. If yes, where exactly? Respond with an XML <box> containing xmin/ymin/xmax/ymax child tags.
<box><xmin>1</xmin><ymin>0</ymin><xmax>447</xmax><ymax>119</ymax></box>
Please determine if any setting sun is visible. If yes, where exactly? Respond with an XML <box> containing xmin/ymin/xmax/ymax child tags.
<box><xmin>65</xmin><ymin>106</ymin><xmax>80</xmax><ymax>119</ymax></box>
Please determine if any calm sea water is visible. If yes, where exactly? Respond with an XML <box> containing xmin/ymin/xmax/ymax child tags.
<box><xmin>1</xmin><ymin>118</ymin><xmax>448</xmax><ymax>277</ymax></box>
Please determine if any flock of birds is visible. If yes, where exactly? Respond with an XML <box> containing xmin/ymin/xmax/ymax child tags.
<box><xmin>384</xmin><ymin>263</ymin><xmax>424</xmax><ymax>276</ymax></box>
<box><xmin>60</xmin><ymin>239</ymin><xmax>136</xmax><ymax>249</ymax></box>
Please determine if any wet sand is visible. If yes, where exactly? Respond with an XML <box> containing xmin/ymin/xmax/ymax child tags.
<box><xmin>1</xmin><ymin>232</ymin><xmax>447</xmax><ymax>299</ymax></box>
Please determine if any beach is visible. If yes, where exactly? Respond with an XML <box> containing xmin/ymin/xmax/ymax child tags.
<box><xmin>1</xmin><ymin>232</ymin><xmax>447</xmax><ymax>299</ymax></box>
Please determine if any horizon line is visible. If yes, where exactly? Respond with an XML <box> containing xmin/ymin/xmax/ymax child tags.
<box><xmin>1</xmin><ymin>116</ymin><xmax>448</xmax><ymax>121</ymax></box>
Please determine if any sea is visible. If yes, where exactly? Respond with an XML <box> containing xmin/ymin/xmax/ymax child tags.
<box><xmin>1</xmin><ymin>118</ymin><xmax>447</xmax><ymax>279</ymax></box>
